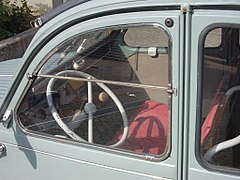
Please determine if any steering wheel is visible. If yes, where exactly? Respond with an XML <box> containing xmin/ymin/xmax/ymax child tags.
<box><xmin>46</xmin><ymin>70</ymin><xmax>128</xmax><ymax>147</ymax></box>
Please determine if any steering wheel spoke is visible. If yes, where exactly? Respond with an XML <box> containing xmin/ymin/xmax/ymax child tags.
<box><xmin>87</xmin><ymin>79</ymin><xmax>94</xmax><ymax>143</ymax></box>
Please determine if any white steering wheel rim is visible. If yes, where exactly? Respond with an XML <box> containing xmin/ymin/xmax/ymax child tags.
<box><xmin>46</xmin><ymin>70</ymin><xmax>128</xmax><ymax>147</ymax></box>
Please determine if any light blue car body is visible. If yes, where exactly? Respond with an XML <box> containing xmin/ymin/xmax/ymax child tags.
<box><xmin>0</xmin><ymin>0</ymin><xmax>240</xmax><ymax>179</ymax></box>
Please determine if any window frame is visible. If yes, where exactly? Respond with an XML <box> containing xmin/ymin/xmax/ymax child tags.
<box><xmin>196</xmin><ymin>23</ymin><xmax>240</xmax><ymax>175</ymax></box>
<box><xmin>16</xmin><ymin>23</ymin><xmax>173</xmax><ymax>162</ymax></box>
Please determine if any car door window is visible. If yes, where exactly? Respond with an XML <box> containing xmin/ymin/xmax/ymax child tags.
<box><xmin>200</xmin><ymin>26</ymin><xmax>240</xmax><ymax>170</ymax></box>
<box><xmin>18</xmin><ymin>24</ymin><xmax>171</xmax><ymax>158</ymax></box>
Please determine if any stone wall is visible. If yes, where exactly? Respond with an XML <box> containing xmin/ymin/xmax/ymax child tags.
<box><xmin>0</xmin><ymin>28</ymin><xmax>38</xmax><ymax>62</ymax></box>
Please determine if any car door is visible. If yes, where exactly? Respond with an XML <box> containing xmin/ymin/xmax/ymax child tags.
<box><xmin>0</xmin><ymin>2</ymin><xmax>181</xmax><ymax>180</ymax></box>
<box><xmin>187</xmin><ymin>6</ymin><xmax>240</xmax><ymax>180</ymax></box>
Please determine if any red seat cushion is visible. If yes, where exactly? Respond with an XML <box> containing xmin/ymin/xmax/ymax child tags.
<box><xmin>117</xmin><ymin>100</ymin><xmax>168</xmax><ymax>155</ymax></box>
<box><xmin>201</xmin><ymin>79</ymin><xmax>223</xmax><ymax>144</ymax></box>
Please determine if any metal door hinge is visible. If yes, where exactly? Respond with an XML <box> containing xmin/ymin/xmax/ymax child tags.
<box><xmin>1</xmin><ymin>110</ymin><xmax>13</xmax><ymax>128</ymax></box>
<box><xmin>0</xmin><ymin>144</ymin><xmax>6</xmax><ymax>156</ymax></box>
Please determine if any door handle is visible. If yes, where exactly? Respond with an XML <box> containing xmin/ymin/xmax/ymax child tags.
<box><xmin>0</xmin><ymin>144</ymin><xmax>6</xmax><ymax>155</ymax></box>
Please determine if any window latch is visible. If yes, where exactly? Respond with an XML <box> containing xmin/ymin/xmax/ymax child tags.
<box><xmin>166</xmin><ymin>84</ymin><xmax>177</xmax><ymax>96</ymax></box>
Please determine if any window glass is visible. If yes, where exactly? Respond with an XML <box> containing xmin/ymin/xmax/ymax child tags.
<box><xmin>18</xmin><ymin>25</ymin><xmax>171</xmax><ymax>158</ymax></box>
<box><xmin>124</xmin><ymin>26</ymin><xmax>168</xmax><ymax>47</ymax></box>
<box><xmin>204</xmin><ymin>28</ymin><xmax>222</xmax><ymax>47</ymax></box>
<box><xmin>200</xmin><ymin>27</ymin><xmax>240</xmax><ymax>169</ymax></box>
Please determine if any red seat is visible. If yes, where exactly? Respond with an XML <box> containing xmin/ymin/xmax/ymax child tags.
<box><xmin>116</xmin><ymin>100</ymin><xmax>168</xmax><ymax>155</ymax></box>
<box><xmin>201</xmin><ymin>79</ymin><xmax>223</xmax><ymax>144</ymax></box>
